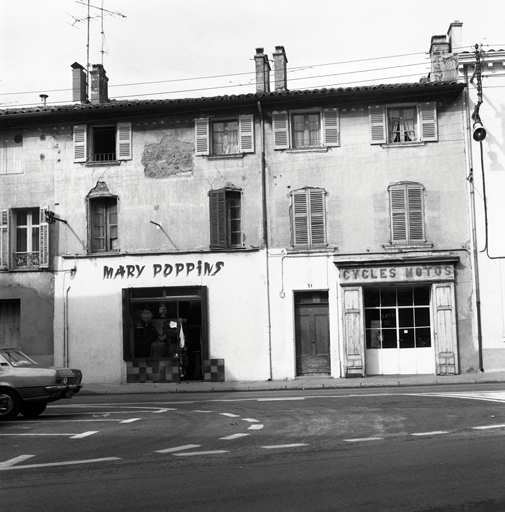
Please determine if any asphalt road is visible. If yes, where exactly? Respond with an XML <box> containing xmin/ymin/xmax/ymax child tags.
<box><xmin>1</xmin><ymin>384</ymin><xmax>505</xmax><ymax>511</ymax></box>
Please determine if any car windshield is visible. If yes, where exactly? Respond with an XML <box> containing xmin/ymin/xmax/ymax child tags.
<box><xmin>0</xmin><ymin>349</ymin><xmax>37</xmax><ymax>367</ymax></box>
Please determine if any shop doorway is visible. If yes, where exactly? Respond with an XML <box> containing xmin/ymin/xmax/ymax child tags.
<box><xmin>294</xmin><ymin>291</ymin><xmax>330</xmax><ymax>375</ymax></box>
<box><xmin>364</xmin><ymin>286</ymin><xmax>434</xmax><ymax>375</ymax></box>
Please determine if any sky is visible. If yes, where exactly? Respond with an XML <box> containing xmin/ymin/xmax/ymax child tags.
<box><xmin>1</xmin><ymin>0</ymin><xmax>504</xmax><ymax>108</ymax></box>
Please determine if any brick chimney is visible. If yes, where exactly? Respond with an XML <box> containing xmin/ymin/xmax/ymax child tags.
<box><xmin>429</xmin><ymin>33</ymin><xmax>457</xmax><ymax>82</ymax></box>
<box><xmin>273</xmin><ymin>46</ymin><xmax>288</xmax><ymax>91</ymax></box>
<box><xmin>71</xmin><ymin>62</ymin><xmax>87</xmax><ymax>103</ymax></box>
<box><xmin>447</xmin><ymin>20</ymin><xmax>463</xmax><ymax>54</ymax></box>
<box><xmin>254</xmin><ymin>48</ymin><xmax>271</xmax><ymax>93</ymax></box>
<box><xmin>89</xmin><ymin>64</ymin><xmax>109</xmax><ymax>104</ymax></box>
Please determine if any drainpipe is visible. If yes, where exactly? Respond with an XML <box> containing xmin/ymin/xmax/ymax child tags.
<box><xmin>258</xmin><ymin>100</ymin><xmax>273</xmax><ymax>380</ymax></box>
<box><xmin>64</xmin><ymin>285</ymin><xmax>71</xmax><ymax>367</ymax></box>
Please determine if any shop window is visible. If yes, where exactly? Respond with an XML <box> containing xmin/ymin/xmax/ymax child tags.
<box><xmin>0</xmin><ymin>299</ymin><xmax>20</xmax><ymax>348</ymax></box>
<box><xmin>88</xmin><ymin>197</ymin><xmax>118</xmax><ymax>253</ymax></box>
<box><xmin>209</xmin><ymin>188</ymin><xmax>242</xmax><ymax>249</ymax></box>
<box><xmin>388</xmin><ymin>182</ymin><xmax>425</xmax><ymax>244</ymax></box>
<box><xmin>273</xmin><ymin>108</ymin><xmax>339</xmax><ymax>150</ymax></box>
<box><xmin>0</xmin><ymin>207</ymin><xmax>49</xmax><ymax>270</ymax></box>
<box><xmin>195</xmin><ymin>116</ymin><xmax>254</xmax><ymax>156</ymax></box>
<box><xmin>291</xmin><ymin>188</ymin><xmax>326</xmax><ymax>248</ymax></box>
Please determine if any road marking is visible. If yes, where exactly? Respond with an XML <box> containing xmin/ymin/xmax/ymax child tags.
<box><xmin>220</xmin><ymin>433</ymin><xmax>250</xmax><ymax>440</ymax></box>
<box><xmin>0</xmin><ymin>455</ymin><xmax>35</xmax><ymax>468</ymax></box>
<box><xmin>242</xmin><ymin>418</ymin><xmax>259</xmax><ymax>423</ymax></box>
<box><xmin>119</xmin><ymin>418</ymin><xmax>142</xmax><ymax>424</ymax></box>
<box><xmin>257</xmin><ymin>397</ymin><xmax>305</xmax><ymax>401</ymax></box>
<box><xmin>411</xmin><ymin>431</ymin><xmax>449</xmax><ymax>436</ymax></box>
<box><xmin>152</xmin><ymin>409</ymin><xmax>176</xmax><ymax>413</ymax></box>
<box><xmin>0</xmin><ymin>433</ymin><xmax>84</xmax><ymax>437</ymax></box>
<box><xmin>155</xmin><ymin>444</ymin><xmax>201</xmax><ymax>454</ymax></box>
<box><xmin>344</xmin><ymin>437</ymin><xmax>384</xmax><ymax>443</ymax></box>
<box><xmin>174</xmin><ymin>450</ymin><xmax>228</xmax><ymax>457</ymax></box>
<box><xmin>261</xmin><ymin>443</ymin><xmax>309</xmax><ymax>449</ymax></box>
<box><xmin>248</xmin><ymin>424</ymin><xmax>264</xmax><ymax>430</ymax></box>
<box><xmin>220</xmin><ymin>413</ymin><xmax>240</xmax><ymax>418</ymax></box>
<box><xmin>472</xmin><ymin>424</ymin><xmax>505</xmax><ymax>430</ymax></box>
<box><xmin>0</xmin><ymin>457</ymin><xmax>121</xmax><ymax>471</ymax></box>
<box><xmin>70</xmin><ymin>431</ymin><xmax>99</xmax><ymax>439</ymax></box>
<box><xmin>193</xmin><ymin>410</ymin><xmax>213</xmax><ymax>413</ymax></box>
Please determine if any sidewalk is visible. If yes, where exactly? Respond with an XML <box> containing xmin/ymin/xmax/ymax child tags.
<box><xmin>80</xmin><ymin>371</ymin><xmax>505</xmax><ymax>395</ymax></box>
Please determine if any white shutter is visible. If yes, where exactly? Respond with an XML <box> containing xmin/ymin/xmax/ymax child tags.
<box><xmin>433</xmin><ymin>282</ymin><xmax>458</xmax><ymax>375</ymax></box>
<box><xmin>369</xmin><ymin>105</ymin><xmax>387</xmax><ymax>144</ymax></box>
<box><xmin>342</xmin><ymin>287</ymin><xmax>365</xmax><ymax>377</ymax></box>
<box><xmin>390</xmin><ymin>186</ymin><xmax>407</xmax><ymax>242</ymax></box>
<box><xmin>238</xmin><ymin>115</ymin><xmax>255</xmax><ymax>153</ymax></box>
<box><xmin>117</xmin><ymin>122</ymin><xmax>132</xmax><ymax>160</ymax></box>
<box><xmin>195</xmin><ymin>118</ymin><xmax>210</xmax><ymax>156</ymax></box>
<box><xmin>322</xmin><ymin>108</ymin><xmax>340</xmax><ymax>147</ymax></box>
<box><xmin>309</xmin><ymin>188</ymin><xmax>326</xmax><ymax>245</ymax></box>
<box><xmin>407</xmin><ymin>186</ymin><xmax>425</xmax><ymax>241</ymax></box>
<box><xmin>39</xmin><ymin>206</ymin><xmax>49</xmax><ymax>268</ymax></box>
<box><xmin>419</xmin><ymin>102</ymin><xmax>438</xmax><ymax>142</ymax></box>
<box><xmin>292</xmin><ymin>190</ymin><xmax>309</xmax><ymax>245</ymax></box>
<box><xmin>73</xmin><ymin>125</ymin><xmax>87</xmax><ymax>162</ymax></box>
<box><xmin>272</xmin><ymin>112</ymin><xmax>290</xmax><ymax>150</ymax></box>
<box><xmin>0</xmin><ymin>209</ymin><xmax>9</xmax><ymax>269</ymax></box>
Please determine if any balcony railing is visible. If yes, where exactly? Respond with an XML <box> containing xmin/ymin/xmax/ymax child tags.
<box><xmin>92</xmin><ymin>152</ymin><xmax>116</xmax><ymax>162</ymax></box>
<box><xmin>14</xmin><ymin>252</ymin><xmax>40</xmax><ymax>268</ymax></box>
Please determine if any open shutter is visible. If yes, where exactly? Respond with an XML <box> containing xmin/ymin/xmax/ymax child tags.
<box><xmin>419</xmin><ymin>102</ymin><xmax>438</xmax><ymax>142</ymax></box>
<box><xmin>390</xmin><ymin>186</ymin><xmax>407</xmax><ymax>242</ymax></box>
<box><xmin>195</xmin><ymin>118</ymin><xmax>210</xmax><ymax>156</ymax></box>
<box><xmin>0</xmin><ymin>209</ymin><xmax>9</xmax><ymax>269</ymax></box>
<box><xmin>369</xmin><ymin>105</ymin><xmax>387</xmax><ymax>144</ymax></box>
<box><xmin>238</xmin><ymin>115</ymin><xmax>255</xmax><ymax>153</ymax></box>
<box><xmin>117</xmin><ymin>122</ymin><xmax>132</xmax><ymax>160</ymax></box>
<box><xmin>407</xmin><ymin>185</ymin><xmax>425</xmax><ymax>241</ymax></box>
<box><xmin>209</xmin><ymin>190</ymin><xmax>226</xmax><ymax>248</ymax></box>
<box><xmin>342</xmin><ymin>287</ymin><xmax>365</xmax><ymax>377</ymax></box>
<box><xmin>309</xmin><ymin>188</ymin><xmax>326</xmax><ymax>245</ymax></box>
<box><xmin>292</xmin><ymin>190</ymin><xmax>309</xmax><ymax>246</ymax></box>
<box><xmin>322</xmin><ymin>108</ymin><xmax>340</xmax><ymax>147</ymax></box>
<box><xmin>272</xmin><ymin>112</ymin><xmax>290</xmax><ymax>150</ymax></box>
<box><xmin>39</xmin><ymin>206</ymin><xmax>49</xmax><ymax>268</ymax></box>
<box><xmin>73</xmin><ymin>125</ymin><xmax>87</xmax><ymax>162</ymax></box>
<box><xmin>433</xmin><ymin>282</ymin><xmax>458</xmax><ymax>375</ymax></box>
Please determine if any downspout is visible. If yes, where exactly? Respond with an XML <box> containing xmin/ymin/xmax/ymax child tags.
<box><xmin>258</xmin><ymin>100</ymin><xmax>273</xmax><ymax>380</ymax></box>
<box><xmin>64</xmin><ymin>285</ymin><xmax>71</xmax><ymax>367</ymax></box>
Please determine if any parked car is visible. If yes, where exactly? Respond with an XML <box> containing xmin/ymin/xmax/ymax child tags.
<box><xmin>0</xmin><ymin>348</ymin><xmax>83</xmax><ymax>420</ymax></box>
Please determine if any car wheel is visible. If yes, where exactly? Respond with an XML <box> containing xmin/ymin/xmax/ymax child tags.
<box><xmin>0</xmin><ymin>389</ymin><xmax>21</xmax><ymax>421</ymax></box>
<box><xmin>20</xmin><ymin>402</ymin><xmax>47</xmax><ymax>418</ymax></box>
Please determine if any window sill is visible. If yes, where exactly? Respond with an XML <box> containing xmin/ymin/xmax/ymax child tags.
<box><xmin>383</xmin><ymin>243</ymin><xmax>434</xmax><ymax>252</ymax></box>
<box><xmin>381</xmin><ymin>142</ymin><xmax>426</xmax><ymax>148</ymax></box>
<box><xmin>285</xmin><ymin>147</ymin><xmax>329</xmax><ymax>154</ymax></box>
<box><xmin>206</xmin><ymin>154</ymin><xmax>245</xmax><ymax>160</ymax></box>
<box><xmin>84</xmin><ymin>160</ymin><xmax>122</xmax><ymax>167</ymax></box>
<box><xmin>286</xmin><ymin>246</ymin><xmax>336</xmax><ymax>254</ymax></box>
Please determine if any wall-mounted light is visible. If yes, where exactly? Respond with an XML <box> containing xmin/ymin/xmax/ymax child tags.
<box><xmin>472</xmin><ymin>121</ymin><xmax>487</xmax><ymax>142</ymax></box>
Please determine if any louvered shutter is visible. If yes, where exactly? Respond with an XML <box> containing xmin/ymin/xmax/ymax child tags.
<box><xmin>309</xmin><ymin>188</ymin><xmax>326</xmax><ymax>245</ymax></box>
<box><xmin>390</xmin><ymin>187</ymin><xmax>407</xmax><ymax>242</ymax></box>
<box><xmin>73</xmin><ymin>125</ymin><xmax>87</xmax><ymax>162</ymax></box>
<box><xmin>209</xmin><ymin>190</ymin><xmax>226</xmax><ymax>248</ymax></box>
<box><xmin>419</xmin><ymin>102</ymin><xmax>438</xmax><ymax>142</ymax></box>
<box><xmin>407</xmin><ymin>186</ymin><xmax>425</xmax><ymax>241</ymax></box>
<box><xmin>117</xmin><ymin>122</ymin><xmax>132</xmax><ymax>160</ymax></box>
<box><xmin>369</xmin><ymin>105</ymin><xmax>387</xmax><ymax>144</ymax></box>
<box><xmin>0</xmin><ymin>209</ymin><xmax>9</xmax><ymax>269</ymax></box>
<box><xmin>272</xmin><ymin>112</ymin><xmax>290</xmax><ymax>150</ymax></box>
<box><xmin>195</xmin><ymin>118</ymin><xmax>210</xmax><ymax>156</ymax></box>
<box><xmin>39</xmin><ymin>206</ymin><xmax>49</xmax><ymax>268</ymax></box>
<box><xmin>292</xmin><ymin>190</ymin><xmax>309</xmax><ymax>245</ymax></box>
<box><xmin>238</xmin><ymin>115</ymin><xmax>255</xmax><ymax>153</ymax></box>
<box><xmin>322</xmin><ymin>108</ymin><xmax>340</xmax><ymax>147</ymax></box>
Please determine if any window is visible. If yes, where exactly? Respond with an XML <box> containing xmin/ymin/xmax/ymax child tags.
<box><xmin>89</xmin><ymin>197</ymin><xmax>118</xmax><ymax>252</ymax></box>
<box><xmin>0</xmin><ymin>131</ymin><xmax>24</xmax><ymax>174</ymax></box>
<box><xmin>0</xmin><ymin>207</ymin><xmax>49</xmax><ymax>270</ymax></box>
<box><xmin>273</xmin><ymin>108</ymin><xmax>339</xmax><ymax>150</ymax></box>
<box><xmin>369</xmin><ymin>102</ymin><xmax>438</xmax><ymax>144</ymax></box>
<box><xmin>291</xmin><ymin>188</ymin><xmax>326</xmax><ymax>247</ymax></box>
<box><xmin>389</xmin><ymin>183</ymin><xmax>425</xmax><ymax>244</ymax></box>
<box><xmin>208</xmin><ymin>189</ymin><xmax>242</xmax><ymax>249</ymax></box>
<box><xmin>0</xmin><ymin>299</ymin><xmax>21</xmax><ymax>348</ymax></box>
<box><xmin>73</xmin><ymin>122</ymin><xmax>132</xmax><ymax>163</ymax></box>
<box><xmin>195</xmin><ymin>116</ymin><xmax>254</xmax><ymax>156</ymax></box>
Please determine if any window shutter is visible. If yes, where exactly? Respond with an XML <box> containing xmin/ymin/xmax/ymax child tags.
<box><xmin>309</xmin><ymin>188</ymin><xmax>326</xmax><ymax>245</ymax></box>
<box><xmin>390</xmin><ymin>187</ymin><xmax>407</xmax><ymax>242</ymax></box>
<box><xmin>195</xmin><ymin>118</ymin><xmax>210</xmax><ymax>156</ymax></box>
<box><xmin>419</xmin><ymin>102</ymin><xmax>438</xmax><ymax>142</ymax></box>
<box><xmin>407</xmin><ymin>186</ymin><xmax>425</xmax><ymax>241</ymax></box>
<box><xmin>0</xmin><ymin>209</ymin><xmax>9</xmax><ymax>269</ymax></box>
<box><xmin>272</xmin><ymin>112</ymin><xmax>290</xmax><ymax>150</ymax></box>
<box><xmin>209</xmin><ymin>190</ymin><xmax>226</xmax><ymax>248</ymax></box>
<box><xmin>369</xmin><ymin>105</ymin><xmax>386</xmax><ymax>144</ymax></box>
<box><xmin>292</xmin><ymin>190</ymin><xmax>309</xmax><ymax>245</ymax></box>
<box><xmin>117</xmin><ymin>122</ymin><xmax>132</xmax><ymax>160</ymax></box>
<box><xmin>238</xmin><ymin>115</ymin><xmax>255</xmax><ymax>153</ymax></box>
<box><xmin>39</xmin><ymin>206</ymin><xmax>49</xmax><ymax>268</ymax></box>
<box><xmin>322</xmin><ymin>108</ymin><xmax>340</xmax><ymax>147</ymax></box>
<box><xmin>73</xmin><ymin>125</ymin><xmax>87</xmax><ymax>162</ymax></box>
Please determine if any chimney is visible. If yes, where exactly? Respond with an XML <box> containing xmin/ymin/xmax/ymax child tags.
<box><xmin>254</xmin><ymin>48</ymin><xmax>271</xmax><ymax>94</ymax></box>
<box><xmin>447</xmin><ymin>20</ymin><xmax>463</xmax><ymax>54</ymax></box>
<box><xmin>429</xmin><ymin>34</ymin><xmax>457</xmax><ymax>82</ymax></box>
<box><xmin>89</xmin><ymin>64</ymin><xmax>109</xmax><ymax>104</ymax></box>
<box><xmin>71</xmin><ymin>62</ymin><xmax>87</xmax><ymax>103</ymax></box>
<box><xmin>273</xmin><ymin>46</ymin><xmax>288</xmax><ymax>91</ymax></box>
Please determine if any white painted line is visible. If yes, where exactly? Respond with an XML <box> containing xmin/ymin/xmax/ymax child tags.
<box><xmin>261</xmin><ymin>443</ymin><xmax>309</xmax><ymax>449</ymax></box>
<box><xmin>220</xmin><ymin>413</ymin><xmax>240</xmax><ymax>418</ymax></box>
<box><xmin>219</xmin><ymin>433</ymin><xmax>250</xmax><ymax>440</ymax></box>
<box><xmin>411</xmin><ymin>431</ymin><xmax>449</xmax><ymax>436</ymax></box>
<box><xmin>193</xmin><ymin>410</ymin><xmax>213</xmax><ymax>413</ymax></box>
<box><xmin>20</xmin><ymin>419</ymin><xmax>121</xmax><ymax>423</ymax></box>
<box><xmin>344</xmin><ymin>437</ymin><xmax>384</xmax><ymax>443</ymax></box>
<box><xmin>119</xmin><ymin>418</ymin><xmax>142</xmax><ymax>424</ymax></box>
<box><xmin>472</xmin><ymin>424</ymin><xmax>505</xmax><ymax>430</ymax></box>
<box><xmin>0</xmin><ymin>433</ymin><xmax>80</xmax><ymax>437</ymax></box>
<box><xmin>0</xmin><ymin>455</ymin><xmax>35</xmax><ymax>468</ymax></box>
<box><xmin>258</xmin><ymin>397</ymin><xmax>305</xmax><ymax>402</ymax></box>
<box><xmin>155</xmin><ymin>444</ymin><xmax>201</xmax><ymax>454</ymax></box>
<box><xmin>152</xmin><ymin>409</ymin><xmax>176</xmax><ymax>413</ymax></box>
<box><xmin>70</xmin><ymin>431</ymin><xmax>99</xmax><ymax>439</ymax></box>
<box><xmin>242</xmin><ymin>418</ymin><xmax>259</xmax><ymax>423</ymax></box>
<box><xmin>0</xmin><ymin>457</ymin><xmax>121</xmax><ymax>471</ymax></box>
<box><xmin>248</xmin><ymin>424</ymin><xmax>264</xmax><ymax>430</ymax></box>
<box><xmin>174</xmin><ymin>450</ymin><xmax>228</xmax><ymax>457</ymax></box>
